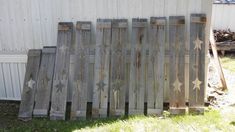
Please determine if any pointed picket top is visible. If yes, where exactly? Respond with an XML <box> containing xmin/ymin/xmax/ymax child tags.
<box><xmin>27</xmin><ymin>78</ymin><xmax>36</xmax><ymax>90</ymax></box>
<box><xmin>193</xmin><ymin>35</ymin><xmax>203</xmax><ymax>50</ymax></box>
<box><xmin>173</xmin><ymin>77</ymin><xmax>182</xmax><ymax>93</ymax></box>
<box><xmin>192</xmin><ymin>78</ymin><xmax>202</xmax><ymax>91</ymax></box>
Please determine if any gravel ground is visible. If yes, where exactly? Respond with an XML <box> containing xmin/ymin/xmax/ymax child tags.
<box><xmin>207</xmin><ymin>57</ymin><xmax>235</xmax><ymax>109</ymax></box>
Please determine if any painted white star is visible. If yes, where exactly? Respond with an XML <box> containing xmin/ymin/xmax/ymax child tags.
<box><xmin>193</xmin><ymin>35</ymin><xmax>203</xmax><ymax>50</ymax></box>
<box><xmin>27</xmin><ymin>78</ymin><xmax>36</xmax><ymax>89</ymax></box>
<box><xmin>192</xmin><ymin>78</ymin><xmax>202</xmax><ymax>91</ymax></box>
<box><xmin>59</xmin><ymin>45</ymin><xmax>68</xmax><ymax>53</ymax></box>
<box><xmin>173</xmin><ymin>77</ymin><xmax>182</xmax><ymax>93</ymax></box>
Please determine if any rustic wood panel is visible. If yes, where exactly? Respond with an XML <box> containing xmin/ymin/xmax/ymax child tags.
<box><xmin>147</xmin><ymin>17</ymin><xmax>166</xmax><ymax>115</ymax></box>
<box><xmin>109</xmin><ymin>19</ymin><xmax>128</xmax><ymax>116</ymax></box>
<box><xmin>92</xmin><ymin>19</ymin><xmax>112</xmax><ymax>118</ymax></box>
<box><xmin>50</xmin><ymin>22</ymin><xmax>73</xmax><ymax>120</ymax></box>
<box><xmin>18</xmin><ymin>49</ymin><xmax>41</xmax><ymax>121</ymax></box>
<box><xmin>33</xmin><ymin>47</ymin><xmax>56</xmax><ymax>117</ymax></box>
<box><xmin>71</xmin><ymin>21</ymin><xmax>91</xmax><ymax>120</ymax></box>
<box><xmin>169</xmin><ymin>16</ymin><xmax>186</xmax><ymax>114</ymax></box>
<box><xmin>189</xmin><ymin>14</ymin><xmax>206</xmax><ymax>114</ymax></box>
<box><xmin>129</xmin><ymin>18</ymin><xmax>147</xmax><ymax>115</ymax></box>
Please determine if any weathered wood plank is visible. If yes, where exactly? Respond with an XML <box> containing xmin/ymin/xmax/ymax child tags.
<box><xmin>71</xmin><ymin>21</ymin><xmax>91</xmax><ymax>120</ymax></box>
<box><xmin>169</xmin><ymin>16</ymin><xmax>186</xmax><ymax>115</ymax></box>
<box><xmin>50</xmin><ymin>22</ymin><xmax>73</xmax><ymax>120</ymax></box>
<box><xmin>33</xmin><ymin>47</ymin><xmax>56</xmax><ymax>117</ymax></box>
<box><xmin>147</xmin><ymin>17</ymin><xmax>166</xmax><ymax>115</ymax></box>
<box><xmin>18</xmin><ymin>49</ymin><xmax>41</xmax><ymax>121</ymax></box>
<box><xmin>189</xmin><ymin>14</ymin><xmax>207</xmax><ymax>114</ymax></box>
<box><xmin>109</xmin><ymin>19</ymin><xmax>128</xmax><ymax>116</ymax></box>
<box><xmin>92</xmin><ymin>19</ymin><xmax>112</xmax><ymax>118</ymax></box>
<box><xmin>129</xmin><ymin>18</ymin><xmax>147</xmax><ymax>115</ymax></box>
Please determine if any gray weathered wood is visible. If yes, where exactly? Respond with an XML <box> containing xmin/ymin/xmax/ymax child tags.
<box><xmin>129</xmin><ymin>18</ymin><xmax>147</xmax><ymax>115</ymax></box>
<box><xmin>33</xmin><ymin>47</ymin><xmax>56</xmax><ymax>117</ymax></box>
<box><xmin>18</xmin><ymin>49</ymin><xmax>41</xmax><ymax>121</ymax></box>
<box><xmin>92</xmin><ymin>19</ymin><xmax>112</xmax><ymax>118</ymax></box>
<box><xmin>147</xmin><ymin>17</ymin><xmax>166</xmax><ymax>115</ymax></box>
<box><xmin>71</xmin><ymin>21</ymin><xmax>91</xmax><ymax>120</ymax></box>
<box><xmin>169</xmin><ymin>16</ymin><xmax>186</xmax><ymax>114</ymax></box>
<box><xmin>189</xmin><ymin>14</ymin><xmax>207</xmax><ymax>114</ymax></box>
<box><xmin>109</xmin><ymin>19</ymin><xmax>128</xmax><ymax>116</ymax></box>
<box><xmin>50</xmin><ymin>22</ymin><xmax>73</xmax><ymax>120</ymax></box>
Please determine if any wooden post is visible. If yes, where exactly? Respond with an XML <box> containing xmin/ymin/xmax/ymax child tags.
<box><xmin>92</xmin><ymin>19</ymin><xmax>112</xmax><ymax>118</ymax></box>
<box><xmin>169</xmin><ymin>16</ymin><xmax>187</xmax><ymax>115</ymax></box>
<box><xmin>33</xmin><ymin>47</ymin><xmax>56</xmax><ymax>117</ymax></box>
<box><xmin>147</xmin><ymin>17</ymin><xmax>166</xmax><ymax>115</ymax></box>
<box><xmin>50</xmin><ymin>22</ymin><xmax>73</xmax><ymax>120</ymax></box>
<box><xmin>210</xmin><ymin>30</ymin><xmax>228</xmax><ymax>91</ymax></box>
<box><xmin>189</xmin><ymin>14</ymin><xmax>207</xmax><ymax>114</ymax></box>
<box><xmin>129</xmin><ymin>18</ymin><xmax>147</xmax><ymax>115</ymax></box>
<box><xmin>71</xmin><ymin>21</ymin><xmax>91</xmax><ymax>120</ymax></box>
<box><xmin>18</xmin><ymin>49</ymin><xmax>41</xmax><ymax>121</ymax></box>
<box><xmin>109</xmin><ymin>19</ymin><xmax>128</xmax><ymax>116</ymax></box>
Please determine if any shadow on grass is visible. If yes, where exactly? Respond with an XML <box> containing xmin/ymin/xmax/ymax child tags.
<box><xmin>1</xmin><ymin>116</ymin><xmax>129</xmax><ymax>132</ymax></box>
<box><xmin>230</xmin><ymin>121</ymin><xmax>235</xmax><ymax>126</ymax></box>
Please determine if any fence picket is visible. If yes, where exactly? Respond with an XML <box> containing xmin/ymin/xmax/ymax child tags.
<box><xmin>50</xmin><ymin>22</ymin><xmax>73</xmax><ymax>120</ymax></box>
<box><xmin>189</xmin><ymin>14</ymin><xmax>206</xmax><ymax>114</ymax></box>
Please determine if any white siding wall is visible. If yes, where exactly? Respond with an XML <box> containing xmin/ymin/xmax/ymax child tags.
<box><xmin>212</xmin><ymin>4</ymin><xmax>235</xmax><ymax>31</ymax></box>
<box><xmin>0</xmin><ymin>0</ymin><xmax>213</xmax><ymax>100</ymax></box>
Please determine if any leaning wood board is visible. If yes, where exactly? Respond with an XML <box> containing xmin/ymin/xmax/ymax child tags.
<box><xmin>169</xmin><ymin>16</ymin><xmax>186</xmax><ymax>114</ymax></box>
<box><xmin>50</xmin><ymin>22</ymin><xmax>73</xmax><ymax>120</ymax></box>
<box><xmin>109</xmin><ymin>19</ymin><xmax>128</xmax><ymax>116</ymax></box>
<box><xmin>71</xmin><ymin>21</ymin><xmax>91</xmax><ymax>120</ymax></box>
<box><xmin>18</xmin><ymin>49</ymin><xmax>41</xmax><ymax>121</ymax></box>
<box><xmin>189</xmin><ymin>14</ymin><xmax>207</xmax><ymax>114</ymax></box>
<box><xmin>129</xmin><ymin>18</ymin><xmax>147</xmax><ymax>115</ymax></box>
<box><xmin>33</xmin><ymin>47</ymin><xmax>56</xmax><ymax>117</ymax></box>
<box><xmin>92</xmin><ymin>19</ymin><xmax>112</xmax><ymax>118</ymax></box>
<box><xmin>147</xmin><ymin>17</ymin><xmax>166</xmax><ymax>115</ymax></box>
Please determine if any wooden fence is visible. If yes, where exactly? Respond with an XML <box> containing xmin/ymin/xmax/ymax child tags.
<box><xmin>18</xmin><ymin>14</ymin><xmax>207</xmax><ymax>120</ymax></box>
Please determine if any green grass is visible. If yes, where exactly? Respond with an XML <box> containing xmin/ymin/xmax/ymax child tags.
<box><xmin>220</xmin><ymin>55</ymin><xmax>235</xmax><ymax>72</ymax></box>
<box><xmin>2</xmin><ymin>109</ymin><xmax>235</xmax><ymax>132</ymax></box>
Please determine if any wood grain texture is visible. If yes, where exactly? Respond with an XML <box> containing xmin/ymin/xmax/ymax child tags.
<box><xmin>18</xmin><ymin>49</ymin><xmax>41</xmax><ymax>121</ymax></box>
<box><xmin>33</xmin><ymin>47</ymin><xmax>56</xmax><ymax>117</ymax></box>
<box><xmin>129</xmin><ymin>18</ymin><xmax>147</xmax><ymax>115</ymax></box>
<box><xmin>109</xmin><ymin>19</ymin><xmax>128</xmax><ymax>116</ymax></box>
<box><xmin>147</xmin><ymin>17</ymin><xmax>166</xmax><ymax>115</ymax></box>
<box><xmin>50</xmin><ymin>22</ymin><xmax>73</xmax><ymax>120</ymax></box>
<box><xmin>92</xmin><ymin>19</ymin><xmax>112</xmax><ymax>118</ymax></box>
<box><xmin>169</xmin><ymin>16</ymin><xmax>186</xmax><ymax>114</ymax></box>
<box><xmin>189</xmin><ymin>14</ymin><xmax>207</xmax><ymax>114</ymax></box>
<box><xmin>71</xmin><ymin>21</ymin><xmax>91</xmax><ymax>120</ymax></box>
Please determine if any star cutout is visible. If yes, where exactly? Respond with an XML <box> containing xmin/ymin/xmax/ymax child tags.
<box><xmin>96</xmin><ymin>80</ymin><xmax>106</xmax><ymax>92</ymax></box>
<box><xmin>192</xmin><ymin>78</ymin><xmax>202</xmax><ymax>91</ymax></box>
<box><xmin>27</xmin><ymin>78</ymin><xmax>36</xmax><ymax>90</ymax></box>
<box><xmin>112</xmin><ymin>79</ymin><xmax>123</xmax><ymax>92</ymax></box>
<box><xmin>173</xmin><ymin>77</ymin><xmax>182</xmax><ymax>93</ymax></box>
<box><xmin>74</xmin><ymin>80</ymin><xmax>81</xmax><ymax>91</ymax></box>
<box><xmin>41</xmin><ymin>75</ymin><xmax>50</xmax><ymax>87</ymax></box>
<box><xmin>193</xmin><ymin>35</ymin><xmax>203</xmax><ymax>50</ymax></box>
<box><xmin>55</xmin><ymin>81</ymin><xmax>64</xmax><ymax>93</ymax></box>
<box><xmin>59</xmin><ymin>45</ymin><xmax>68</xmax><ymax>53</ymax></box>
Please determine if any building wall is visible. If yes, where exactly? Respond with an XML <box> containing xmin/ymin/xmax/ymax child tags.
<box><xmin>0</xmin><ymin>0</ymin><xmax>213</xmax><ymax>101</ymax></box>
<box><xmin>212</xmin><ymin>4</ymin><xmax>235</xmax><ymax>31</ymax></box>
